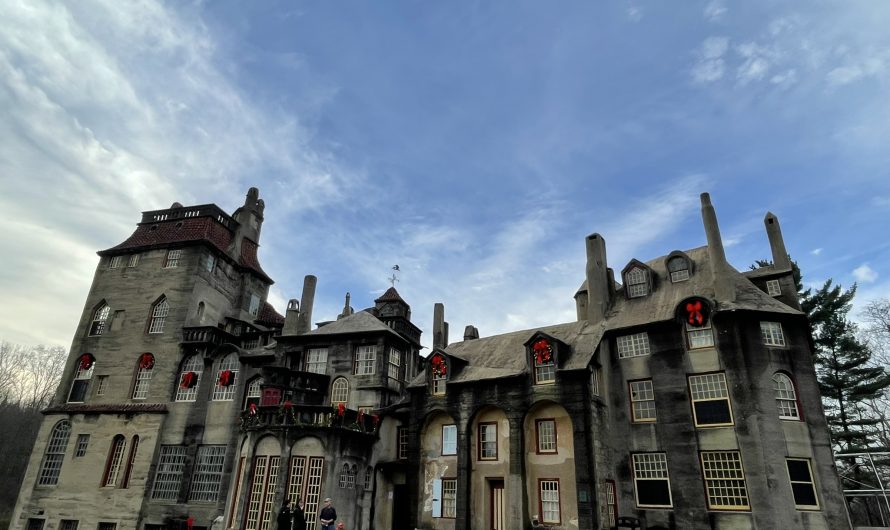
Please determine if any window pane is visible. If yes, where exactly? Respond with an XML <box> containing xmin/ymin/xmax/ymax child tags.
<box><xmin>151</xmin><ymin>445</ymin><xmax>186</xmax><ymax>500</ymax></box>
<box><xmin>617</xmin><ymin>332</ymin><xmax>650</xmax><ymax>358</ymax></box>
<box><xmin>189</xmin><ymin>445</ymin><xmax>226</xmax><ymax>502</ymax></box>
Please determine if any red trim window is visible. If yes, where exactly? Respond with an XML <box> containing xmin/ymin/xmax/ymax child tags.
<box><xmin>538</xmin><ymin>479</ymin><xmax>561</xmax><ymax>524</ymax></box>
<box><xmin>773</xmin><ymin>372</ymin><xmax>803</xmax><ymax>421</ymax></box>
<box><xmin>478</xmin><ymin>422</ymin><xmax>498</xmax><ymax>460</ymax></box>
<box><xmin>535</xmin><ymin>419</ymin><xmax>557</xmax><ymax>454</ymax></box>
<box><xmin>102</xmin><ymin>435</ymin><xmax>127</xmax><ymax>487</ymax></box>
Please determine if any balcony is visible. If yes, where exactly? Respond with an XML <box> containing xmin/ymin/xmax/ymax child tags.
<box><xmin>181</xmin><ymin>326</ymin><xmax>235</xmax><ymax>346</ymax></box>
<box><xmin>239</xmin><ymin>404</ymin><xmax>379</xmax><ymax>436</ymax></box>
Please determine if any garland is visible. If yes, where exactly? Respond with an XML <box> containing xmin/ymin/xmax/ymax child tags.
<box><xmin>217</xmin><ymin>369</ymin><xmax>234</xmax><ymax>387</ymax></box>
<box><xmin>533</xmin><ymin>339</ymin><xmax>552</xmax><ymax>365</ymax></box>
<box><xmin>138</xmin><ymin>353</ymin><xmax>154</xmax><ymax>370</ymax></box>
<box><xmin>430</xmin><ymin>354</ymin><xmax>447</xmax><ymax>377</ymax></box>
<box><xmin>180</xmin><ymin>371</ymin><xmax>198</xmax><ymax>389</ymax></box>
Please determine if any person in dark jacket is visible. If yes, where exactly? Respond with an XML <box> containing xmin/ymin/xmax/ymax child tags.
<box><xmin>292</xmin><ymin>497</ymin><xmax>307</xmax><ymax>530</ymax></box>
<box><xmin>277</xmin><ymin>500</ymin><xmax>293</xmax><ymax>530</ymax></box>
<box><xmin>318</xmin><ymin>498</ymin><xmax>337</xmax><ymax>530</ymax></box>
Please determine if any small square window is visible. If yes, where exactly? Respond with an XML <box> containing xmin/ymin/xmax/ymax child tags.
<box><xmin>442</xmin><ymin>424</ymin><xmax>457</xmax><ymax>455</ymax></box>
<box><xmin>629</xmin><ymin>380</ymin><xmax>656</xmax><ymax>422</ymax></box>
<box><xmin>632</xmin><ymin>453</ymin><xmax>672</xmax><ymax>508</ymax></box>
<box><xmin>688</xmin><ymin>373</ymin><xmax>733</xmax><ymax>427</ymax></box>
<box><xmin>306</xmin><ymin>348</ymin><xmax>328</xmax><ymax>374</ymax></box>
<box><xmin>686</xmin><ymin>322</ymin><xmax>715</xmax><ymax>349</ymax></box>
<box><xmin>760</xmin><ymin>321</ymin><xmax>786</xmax><ymax>347</ymax></box>
<box><xmin>766</xmin><ymin>279</ymin><xmax>781</xmax><ymax>296</ymax></box>
<box><xmin>164</xmin><ymin>249</ymin><xmax>181</xmax><ymax>269</ymax></box>
<box><xmin>75</xmin><ymin>434</ymin><xmax>90</xmax><ymax>457</ymax></box>
<box><xmin>127</xmin><ymin>254</ymin><xmax>139</xmax><ymax>268</ymax></box>
<box><xmin>536</xmin><ymin>419</ymin><xmax>557</xmax><ymax>453</ymax></box>
<box><xmin>786</xmin><ymin>458</ymin><xmax>819</xmax><ymax>510</ymax></box>
<box><xmin>108</xmin><ymin>256</ymin><xmax>122</xmax><ymax>269</ymax></box>
<box><xmin>616</xmin><ymin>332</ymin><xmax>650</xmax><ymax>358</ymax></box>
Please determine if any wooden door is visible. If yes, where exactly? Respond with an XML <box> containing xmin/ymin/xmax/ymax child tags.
<box><xmin>489</xmin><ymin>479</ymin><xmax>505</xmax><ymax>530</ymax></box>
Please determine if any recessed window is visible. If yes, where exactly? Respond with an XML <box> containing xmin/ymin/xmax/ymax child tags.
<box><xmin>75</xmin><ymin>434</ymin><xmax>90</xmax><ymax>457</ymax></box>
<box><xmin>478</xmin><ymin>422</ymin><xmax>497</xmax><ymax>460</ymax></box>
<box><xmin>68</xmin><ymin>355</ymin><xmax>94</xmax><ymax>403</ymax></box>
<box><xmin>59</xmin><ymin>521</ymin><xmax>78</xmax><ymax>530</ymax></box>
<box><xmin>592</xmin><ymin>367</ymin><xmax>601</xmax><ymax>396</ymax></box>
<box><xmin>132</xmin><ymin>353</ymin><xmax>154</xmax><ymax>400</ymax></box>
<box><xmin>364</xmin><ymin>466</ymin><xmax>373</xmax><ymax>490</ymax></box>
<box><xmin>626</xmin><ymin>267</ymin><xmax>649</xmax><ymax>298</ymax></box>
<box><xmin>632</xmin><ymin>453</ymin><xmax>673</xmax><ymax>508</ymax></box>
<box><xmin>617</xmin><ymin>332</ymin><xmax>650</xmax><ymax>358</ymax></box>
<box><xmin>89</xmin><ymin>304</ymin><xmax>110</xmax><ymax>336</ymax></box>
<box><xmin>108</xmin><ymin>256</ymin><xmax>122</xmax><ymax>269</ymax></box>
<box><xmin>102</xmin><ymin>435</ymin><xmax>127</xmax><ymax>487</ymax></box>
<box><xmin>701</xmin><ymin>451</ymin><xmax>749</xmax><ymax>510</ymax></box>
<box><xmin>338</xmin><ymin>464</ymin><xmax>350</xmax><ymax>488</ymax></box>
<box><xmin>539</xmin><ymin>479</ymin><xmax>561</xmax><ymax>524</ymax></box>
<box><xmin>430</xmin><ymin>353</ymin><xmax>447</xmax><ymax>395</ymax></box>
<box><xmin>151</xmin><ymin>445</ymin><xmax>187</xmax><ymax>500</ymax></box>
<box><xmin>163</xmin><ymin>249</ymin><xmax>181</xmax><ymax>269</ymax></box>
<box><xmin>688</xmin><ymin>372</ymin><xmax>733</xmax><ymax>427</ymax></box>
<box><xmin>439</xmin><ymin>478</ymin><xmax>457</xmax><ymax>518</ymax></box>
<box><xmin>306</xmin><ymin>348</ymin><xmax>328</xmax><ymax>374</ymax></box>
<box><xmin>536</xmin><ymin>419</ymin><xmax>557</xmax><ymax>453</ymax></box>
<box><xmin>686</xmin><ymin>322</ymin><xmax>715</xmax><ymax>349</ymax></box>
<box><xmin>761</xmin><ymin>321</ymin><xmax>786</xmax><ymax>347</ymax></box>
<box><xmin>766</xmin><ymin>279</ymin><xmax>781</xmax><ymax>296</ymax></box>
<box><xmin>667</xmin><ymin>256</ymin><xmax>690</xmax><ymax>282</ymax></box>
<box><xmin>354</xmin><ymin>345</ymin><xmax>376</xmax><ymax>375</ymax></box>
<box><xmin>189</xmin><ymin>445</ymin><xmax>226</xmax><ymax>502</ymax></box>
<box><xmin>211</xmin><ymin>353</ymin><xmax>239</xmax><ymax>401</ymax></box>
<box><xmin>442</xmin><ymin>424</ymin><xmax>457</xmax><ymax>455</ymax></box>
<box><xmin>98</xmin><ymin>523</ymin><xmax>117</xmax><ymax>530</ymax></box>
<box><xmin>786</xmin><ymin>458</ymin><xmax>819</xmax><ymax>510</ymax></box>
<box><xmin>38</xmin><ymin>420</ymin><xmax>71</xmax><ymax>486</ymax></box>
<box><xmin>388</xmin><ymin>347</ymin><xmax>402</xmax><ymax>381</ymax></box>
<box><xmin>121</xmin><ymin>436</ymin><xmax>138</xmax><ymax>488</ymax></box>
<box><xmin>26</xmin><ymin>519</ymin><xmax>44</xmax><ymax>530</ymax></box>
<box><xmin>397</xmin><ymin>426</ymin><xmax>408</xmax><ymax>460</ymax></box>
<box><xmin>532</xmin><ymin>338</ymin><xmax>556</xmax><ymax>384</ymax></box>
<box><xmin>244</xmin><ymin>377</ymin><xmax>263</xmax><ymax>409</ymax></box>
<box><xmin>773</xmin><ymin>373</ymin><xmax>801</xmax><ymax>420</ymax></box>
<box><xmin>127</xmin><ymin>254</ymin><xmax>139</xmax><ymax>268</ymax></box>
<box><xmin>630</xmin><ymin>379</ymin><xmax>657</xmax><ymax>422</ymax></box>
<box><xmin>331</xmin><ymin>377</ymin><xmax>349</xmax><ymax>406</ymax></box>
<box><xmin>148</xmin><ymin>298</ymin><xmax>169</xmax><ymax>334</ymax></box>
<box><xmin>205</xmin><ymin>254</ymin><xmax>216</xmax><ymax>273</ymax></box>
<box><xmin>602</xmin><ymin>480</ymin><xmax>617</xmax><ymax>528</ymax></box>
<box><xmin>248</xmin><ymin>294</ymin><xmax>260</xmax><ymax>317</ymax></box>
<box><xmin>175</xmin><ymin>355</ymin><xmax>203</xmax><ymax>402</ymax></box>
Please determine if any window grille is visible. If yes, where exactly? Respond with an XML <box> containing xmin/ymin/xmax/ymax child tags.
<box><xmin>75</xmin><ymin>434</ymin><xmax>89</xmax><ymax>457</ymax></box>
<box><xmin>686</xmin><ymin>322</ymin><xmax>715</xmax><ymax>349</ymax></box>
<box><xmin>127</xmin><ymin>254</ymin><xmax>139</xmax><ymax>268</ymax></box>
<box><xmin>306</xmin><ymin>348</ymin><xmax>328</xmax><ymax>374</ymax></box>
<box><xmin>701</xmin><ymin>451</ymin><xmax>749</xmax><ymax>510</ymax></box>
<box><xmin>592</xmin><ymin>367</ymin><xmax>601</xmax><ymax>396</ymax></box>
<box><xmin>59</xmin><ymin>521</ymin><xmax>78</xmax><ymax>530</ymax></box>
<box><xmin>189</xmin><ymin>446</ymin><xmax>226</xmax><ymax>502</ymax></box>
<box><xmin>630</xmin><ymin>379</ymin><xmax>657</xmax><ymax>422</ymax></box>
<box><xmin>109</xmin><ymin>256</ymin><xmax>122</xmax><ymax>269</ymax></box>
<box><xmin>617</xmin><ymin>332</ymin><xmax>650</xmax><ymax>358</ymax></box>
<box><xmin>388</xmin><ymin>347</ymin><xmax>402</xmax><ymax>381</ymax></box>
<box><xmin>761</xmin><ymin>321</ymin><xmax>786</xmax><ymax>347</ymax></box>
<box><xmin>287</xmin><ymin>456</ymin><xmax>306</xmax><ymax>506</ymax></box>
<box><xmin>90</xmin><ymin>304</ymin><xmax>110</xmax><ymax>336</ymax></box>
<box><xmin>98</xmin><ymin>523</ymin><xmax>117</xmax><ymax>530</ymax></box>
<box><xmin>103</xmin><ymin>436</ymin><xmax>126</xmax><ymax>486</ymax></box>
<box><xmin>766</xmin><ymin>279</ymin><xmax>781</xmax><ymax>296</ymax></box>
<box><xmin>442</xmin><ymin>478</ymin><xmax>457</xmax><ymax>518</ymax></box>
<box><xmin>175</xmin><ymin>355</ymin><xmax>203</xmax><ymax>402</ymax></box>
<box><xmin>245</xmin><ymin>378</ymin><xmax>263</xmax><ymax>409</ymax></box>
<box><xmin>95</xmin><ymin>375</ymin><xmax>108</xmax><ymax>396</ymax></box>
<box><xmin>626</xmin><ymin>267</ymin><xmax>649</xmax><ymax>297</ymax></box>
<box><xmin>354</xmin><ymin>345</ymin><xmax>376</xmax><ymax>375</ymax></box>
<box><xmin>397</xmin><ymin>427</ymin><xmax>409</xmax><ymax>460</ymax></box>
<box><xmin>164</xmin><ymin>249</ymin><xmax>181</xmax><ymax>268</ymax></box>
<box><xmin>688</xmin><ymin>373</ymin><xmax>733</xmax><ymax>427</ymax></box>
<box><xmin>151</xmin><ymin>445</ymin><xmax>186</xmax><ymax>500</ymax></box>
<box><xmin>26</xmin><ymin>519</ymin><xmax>44</xmax><ymax>530</ymax></box>
<box><xmin>478</xmin><ymin>423</ymin><xmax>497</xmax><ymax>460</ymax></box>
<box><xmin>602</xmin><ymin>480</ymin><xmax>617</xmax><ymax>528</ymax></box>
<box><xmin>364</xmin><ymin>466</ymin><xmax>373</xmax><ymax>490</ymax></box>
<box><xmin>38</xmin><ymin>420</ymin><xmax>71</xmax><ymax>485</ymax></box>
<box><xmin>540</xmin><ymin>480</ymin><xmax>561</xmax><ymax>524</ymax></box>
<box><xmin>773</xmin><ymin>373</ymin><xmax>801</xmax><ymax>420</ymax></box>
<box><xmin>211</xmin><ymin>353</ymin><xmax>239</xmax><ymax>401</ymax></box>
<box><xmin>303</xmin><ymin>457</ymin><xmax>324</xmax><ymax>525</ymax></box>
<box><xmin>536</xmin><ymin>419</ymin><xmax>557</xmax><ymax>453</ymax></box>
<box><xmin>331</xmin><ymin>378</ymin><xmax>349</xmax><ymax>406</ymax></box>
<box><xmin>148</xmin><ymin>298</ymin><xmax>169</xmax><ymax>334</ymax></box>
<box><xmin>260</xmin><ymin>457</ymin><xmax>281</xmax><ymax>530</ymax></box>
<box><xmin>632</xmin><ymin>453</ymin><xmax>672</xmax><ymax>507</ymax></box>
<box><xmin>244</xmin><ymin>457</ymin><xmax>267</xmax><ymax>530</ymax></box>
<box><xmin>132</xmin><ymin>355</ymin><xmax>153</xmax><ymax>400</ymax></box>
<box><xmin>338</xmin><ymin>464</ymin><xmax>349</xmax><ymax>488</ymax></box>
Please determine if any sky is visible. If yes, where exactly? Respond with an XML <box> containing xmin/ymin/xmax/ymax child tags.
<box><xmin>1</xmin><ymin>0</ymin><xmax>889</xmax><ymax>351</ymax></box>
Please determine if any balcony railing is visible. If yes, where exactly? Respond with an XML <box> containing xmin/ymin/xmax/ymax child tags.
<box><xmin>181</xmin><ymin>326</ymin><xmax>235</xmax><ymax>346</ymax></box>
<box><xmin>239</xmin><ymin>404</ymin><xmax>379</xmax><ymax>435</ymax></box>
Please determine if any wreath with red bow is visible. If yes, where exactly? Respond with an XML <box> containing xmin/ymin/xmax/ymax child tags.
<box><xmin>532</xmin><ymin>339</ymin><xmax>552</xmax><ymax>365</ymax></box>
<box><xmin>248</xmin><ymin>403</ymin><xmax>258</xmax><ymax>416</ymax></box>
<box><xmin>430</xmin><ymin>354</ymin><xmax>447</xmax><ymax>377</ymax></box>
<box><xmin>180</xmin><ymin>371</ymin><xmax>198</xmax><ymax>389</ymax></box>
<box><xmin>337</xmin><ymin>403</ymin><xmax>346</xmax><ymax>417</ymax></box>
<box><xmin>138</xmin><ymin>353</ymin><xmax>154</xmax><ymax>370</ymax></box>
<box><xmin>79</xmin><ymin>354</ymin><xmax>94</xmax><ymax>371</ymax></box>
<box><xmin>217</xmin><ymin>369</ymin><xmax>234</xmax><ymax>387</ymax></box>
<box><xmin>684</xmin><ymin>299</ymin><xmax>709</xmax><ymax>327</ymax></box>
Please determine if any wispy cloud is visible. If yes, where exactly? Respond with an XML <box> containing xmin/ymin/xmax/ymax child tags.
<box><xmin>811</xmin><ymin>248</ymin><xmax>823</xmax><ymax>256</ymax></box>
<box><xmin>853</xmin><ymin>263</ymin><xmax>879</xmax><ymax>283</ymax></box>
<box><xmin>704</xmin><ymin>1</ymin><xmax>727</xmax><ymax>22</ymax></box>
<box><xmin>692</xmin><ymin>37</ymin><xmax>730</xmax><ymax>83</ymax></box>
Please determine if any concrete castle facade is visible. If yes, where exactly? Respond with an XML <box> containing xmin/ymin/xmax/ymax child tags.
<box><xmin>9</xmin><ymin>189</ymin><xmax>849</xmax><ymax>530</ymax></box>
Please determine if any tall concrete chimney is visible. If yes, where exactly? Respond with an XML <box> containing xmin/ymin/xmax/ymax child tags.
<box><xmin>296</xmin><ymin>275</ymin><xmax>317</xmax><ymax>334</ymax></box>
<box><xmin>700</xmin><ymin>193</ymin><xmax>735</xmax><ymax>302</ymax></box>
<box><xmin>585</xmin><ymin>233</ymin><xmax>610</xmax><ymax>324</ymax></box>
<box><xmin>433</xmin><ymin>303</ymin><xmax>446</xmax><ymax>349</ymax></box>
<box><xmin>764</xmin><ymin>212</ymin><xmax>791</xmax><ymax>270</ymax></box>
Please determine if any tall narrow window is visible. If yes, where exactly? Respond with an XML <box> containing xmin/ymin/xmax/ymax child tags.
<box><xmin>75</xmin><ymin>434</ymin><xmax>90</xmax><ymax>457</ymax></box>
<box><xmin>364</xmin><ymin>466</ymin><xmax>373</xmax><ymax>490</ymax></box>
<box><xmin>89</xmin><ymin>304</ymin><xmax>110</xmax><ymax>336</ymax></box>
<box><xmin>331</xmin><ymin>377</ymin><xmax>349</xmax><ymax>407</ymax></box>
<box><xmin>354</xmin><ymin>345</ymin><xmax>376</xmax><ymax>375</ymax></box>
<box><xmin>189</xmin><ymin>445</ymin><xmax>226</xmax><ymax>502</ymax></box>
<box><xmin>397</xmin><ymin>427</ymin><xmax>408</xmax><ymax>460</ymax></box>
<box><xmin>127</xmin><ymin>254</ymin><xmax>139</xmax><ymax>268</ymax></box>
<box><xmin>701</xmin><ymin>451</ymin><xmax>749</xmax><ymax>510</ymax></box>
<box><xmin>536</xmin><ymin>419</ymin><xmax>557</xmax><ymax>453</ymax></box>
<box><xmin>632</xmin><ymin>453</ymin><xmax>673</xmax><ymax>508</ymax></box>
<box><xmin>616</xmin><ymin>332</ymin><xmax>650</xmax><ymax>358</ymax></box>
<box><xmin>68</xmin><ymin>354</ymin><xmax>94</xmax><ymax>403</ymax></box>
<box><xmin>761</xmin><ymin>321</ymin><xmax>786</xmax><ymax>347</ymax></box>
<box><xmin>430</xmin><ymin>353</ymin><xmax>447</xmax><ymax>395</ymax></box>
<box><xmin>630</xmin><ymin>379</ymin><xmax>657</xmax><ymax>422</ymax></box>
<box><xmin>102</xmin><ymin>435</ymin><xmax>126</xmax><ymax>487</ymax></box>
<box><xmin>249</xmin><ymin>294</ymin><xmax>260</xmax><ymax>317</ymax></box>
<box><xmin>478</xmin><ymin>422</ymin><xmax>497</xmax><ymax>460</ymax></box>
<box><xmin>95</xmin><ymin>375</ymin><xmax>108</xmax><ymax>396</ymax></box>
<box><xmin>786</xmin><ymin>458</ymin><xmax>819</xmax><ymax>510</ymax></box>
<box><xmin>205</xmin><ymin>254</ymin><xmax>216</xmax><ymax>273</ymax></box>
<box><xmin>245</xmin><ymin>377</ymin><xmax>263</xmax><ymax>409</ymax></box>
<box><xmin>532</xmin><ymin>338</ymin><xmax>556</xmax><ymax>384</ymax></box>
<box><xmin>626</xmin><ymin>267</ymin><xmax>649</xmax><ymax>298</ymax></box>
<box><xmin>441</xmin><ymin>478</ymin><xmax>457</xmax><ymax>518</ymax></box>
<box><xmin>38</xmin><ymin>420</ymin><xmax>71</xmax><ymax>485</ymax></box>
<box><xmin>175</xmin><ymin>355</ymin><xmax>203</xmax><ymax>402</ymax></box>
<box><xmin>539</xmin><ymin>480</ymin><xmax>561</xmax><ymax>524</ymax></box>
<box><xmin>164</xmin><ymin>249</ymin><xmax>181</xmax><ymax>268</ymax></box>
<box><xmin>688</xmin><ymin>372</ymin><xmax>733</xmax><ymax>427</ymax></box>
<box><xmin>602</xmin><ymin>480</ymin><xmax>617</xmax><ymax>528</ymax></box>
<box><xmin>211</xmin><ymin>353</ymin><xmax>239</xmax><ymax>401</ymax></box>
<box><xmin>667</xmin><ymin>256</ymin><xmax>690</xmax><ymax>282</ymax></box>
<box><xmin>121</xmin><ymin>436</ymin><xmax>139</xmax><ymax>488</ymax></box>
<box><xmin>196</xmin><ymin>302</ymin><xmax>205</xmax><ymax>323</ymax></box>
<box><xmin>388</xmin><ymin>347</ymin><xmax>402</xmax><ymax>381</ymax></box>
<box><xmin>338</xmin><ymin>464</ymin><xmax>350</xmax><ymax>488</ymax></box>
<box><xmin>442</xmin><ymin>424</ymin><xmax>457</xmax><ymax>455</ymax></box>
<box><xmin>148</xmin><ymin>298</ymin><xmax>169</xmax><ymax>334</ymax></box>
<box><xmin>132</xmin><ymin>353</ymin><xmax>154</xmax><ymax>400</ymax></box>
<box><xmin>306</xmin><ymin>348</ymin><xmax>328</xmax><ymax>374</ymax></box>
<box><xmin>773</xmin><ymin>373</ymin><xmax>801</xmax><ymax>420</ymax></box>
<box><xmin>151</xmin><ymin>445</ymin><xmax>187</xmax><ymax>500</ymax></box>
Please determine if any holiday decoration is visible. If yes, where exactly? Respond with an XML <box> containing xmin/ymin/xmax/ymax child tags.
<box><xmin>218</xmin><ymin>369</ymin><xmax>234</xmax><ymax>387</ymax></box>
<box><xmin>186</xmin><ymin>517</ymin><xmax>193</xmax><ymax>530</ymax></box>
<box><xmin>283</xmin><ymin>400</ymin><xmax>293</xmax><ymax>410</ymax></box>
<box><xmin>249</xmin><ymin>403</ymin><xmax>257</xmax><ymax>416</ymax></box>
<box><xmin>337</xmin><ymin>403</ymin><xmax>346</xmax><ymax>417</ymax></box>
<box><xmin>431</xmin><ymin>354</ymin><xmax>447</xmax><ymax>377</ymax></box>
<box><xmin>79</xmin><ymin>354</ymin><xmax>94</xmax><ymax>371</ymax></box>
<box><xmin>684</xmin><ymin>298</ymin><xmax>710</xmax><ymax>327</ymax></box>
<box><xmin>533</xmin><ymin>339</ymin><xmax>553</xmax><ymax>365</ymax></box>
<box><xmin>180</xmin><ymin>371</ymin><xmax>198</xmax><ymax>389</ymax></box>
<box><xmin>138</xmin><ymin>353</ymin><xmax>154</xmax><ymax>370</ymax></box>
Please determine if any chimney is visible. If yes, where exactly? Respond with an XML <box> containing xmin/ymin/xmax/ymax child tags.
<box><xmin>296</xmin><ymin>275</ymin><xmax>316</xmax><ymax>333</ymax></box>
<box><xmin>231</xmin><ymin>187</ymin><xmax>265</xmax><ymax>257</ymax></box>
<box><xmin>573</xmin><ymin>286</ymin><xmax>588</xmax><ymax>322</ymax></box>
<box><xmin>585</xmin><ymin>233</ymin><xmax>610</xmax><ymax>324</ymax></box>
<box><xmin>700</xmin><ymin>193</ymin><xmax>735</xmax><ymax>302</ymax></box>
<box><xmin>433</xmin><ymin>303</ymin><xmax>446</xmax><ymax>349</ymax></box>
<box><xmin>464</xmin><ymin>325</ymin><xmax>479</xmax><ymax>340</ymax></box>
<box><xmin>283</xmin><ymin>299</ymin><xmax>301</xmax><ymax>335</ymax></box>
<box><xmin>764</xmin><ymin>212</ymin><xmax>791</xmax><ymax>270</ymax></box>
<box><xmin>337</xmin><ymin>292</ymin><xmax>354</xmax><ymax>320</ymax></box>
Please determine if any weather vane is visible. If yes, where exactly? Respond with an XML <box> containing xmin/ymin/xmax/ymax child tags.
<box><xmin>388</xmin><ymin>264</ymin><xmax>400</xmax><ymax>287</ymax></box>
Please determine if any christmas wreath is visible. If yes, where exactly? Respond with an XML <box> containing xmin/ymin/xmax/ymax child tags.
<box><xmin>79</xmin><ymin>354</ymin><xmax>94</xmax><ymax>371</ymax></box>
<box><xmin>430</xmin><ymin>354</ymin><xmax>447</xmax><ymax>377</ymax></box>
<box><xmin>533</xmin><ymin>339</ymin><xmax>552</xmax><ymax>365</ymax></box>
<box><xmin>337</xmin><ymin>403</ymin><xmax>346</xmax><ymax>417</ymax></box>
<box><xmin>217</xmin><ymin>369</ymin><xmax>234</xmax><ymax>387</ymax></box>
<box><xmin>684</xmin><ymin>299</ymin><xmax>709</xmax><ymax>327</ymax></box>
<box><xmin>180</xmin><ymin>371</ymin><xmax>198</xmax><ymax>389</ymax></box>
<box><xmin>138</xmin><ymin>353</ymin><xmax>154</xmax><ymax>370</ymax></box>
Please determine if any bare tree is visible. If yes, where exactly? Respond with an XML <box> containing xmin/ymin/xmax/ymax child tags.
<box><xmin>0</xmin><ymin>342</ymin><xmax>27</xmax><ymax>403</ymax></box>
<box><xmin>19</xmin><ymin>345</ymin><xmax>68</xmax><ymax>409</ymax></box>
<box><xmin>862</xmin><ymin>299</ymin><xmax>890</xmax><ymax>363</ymax></box>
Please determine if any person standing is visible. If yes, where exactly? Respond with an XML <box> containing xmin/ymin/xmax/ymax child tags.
<box><xmin>277</xmin><ymin>500</ymin><xmax>293</xmax><ymax>530</ymax></box>
<box><xmin>292</xmin><ymin>497</ymin><xmax>307</xmax><ymax>530</ymax></box>
<box><xmin>318</xmin><ymin>498</ymin><xmax>337</xmax><ymax>530</ymax></box>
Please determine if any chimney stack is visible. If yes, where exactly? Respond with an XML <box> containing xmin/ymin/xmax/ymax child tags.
<box><xmin>764</xmin><ymin>212</ymin><xmax>791</xmax><ymax>270</ymax></box>
<box><xmin>433</xmin><ymin>303</ymin><xmax>447</xmax><ymax>349</ymax></box>
<box><xmin>584</xmin><ymin>233</ymin><xmax>610</xmax><ymax>324</ymax></box>
<box><xmin>700</xmin><ymin>193</ymin><xmax>735</xmax><ymax>302</ymax></box>
<box><xmin>296</xmin><ymin>275</ymin><xmax>317</xmax><ymax>333</ymax></box>
<box><xmin>231</xmin><ymin>187</ymin><xmax>265</xmax><ymax>257</ymax></box>
<box><xmin>464</xmin><ymin>325</ymin><xmax>479</xmax><ymax>340</ymax></box>
<box><xmin>283</xmin><ymin>299</ymin><xmax>301</xmax><ymax>335</ymax></box>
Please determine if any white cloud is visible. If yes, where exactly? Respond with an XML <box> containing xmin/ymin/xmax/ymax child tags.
<box><xmin>811</xmin><ymin>248</ymin><xmax>823</xmax><ymax>256</ymax></box>
<box><xmin>853</xmin><ymin>263</ymin><xmax>879</xmax><ymax>283</ymax></box>
<box><xmin>735</xmin><ymin>42</ymin><xmax>775</xmax><ymax>85</ymax></box>
<box><xmin>627</xmin><ymin>5</ymin><xmax>643</xmax><ymax>22</ymax></box>
<box><xmin>704</xmin><ymin>1</ymin><xmax>727</xmax><ymax>22</ymax></box>
<box><xmin>692</xmin><ymin>37</ymin><xmax>730</xmax><ymax>83</ymax></box>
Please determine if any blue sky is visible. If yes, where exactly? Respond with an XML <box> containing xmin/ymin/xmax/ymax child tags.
<box><xmin>1</xmin><ymin>0</ymin><xmax>889</xmax><ymax>349</ymax></box>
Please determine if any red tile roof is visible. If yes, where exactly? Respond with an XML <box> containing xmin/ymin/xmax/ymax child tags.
<box><xmin>375</xmin><ymin>287</ymin><xmax>406</xmax><ymax>304</ymax></box>
<box><xmin>257</xmin><ymin>301</ymin><xmax>285</xmax><ymax>326</ymax></box>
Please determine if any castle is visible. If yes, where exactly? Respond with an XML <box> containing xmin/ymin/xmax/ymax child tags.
<box><xmin>9</xmin><ymin>189</ymin><xmax>849</xmax><ymax>530</ymax></box>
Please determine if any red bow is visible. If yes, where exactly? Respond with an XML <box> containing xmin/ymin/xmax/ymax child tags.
<box><xmin>686</xmin><ymin>301</ymin><xmax>704</xmax><ymax>326</ymax></box>
<box><xmin>431</xmin><ymin>355</ymin><xmax>447</xmax><ymax>376</ymax></box>
<box><xmin>180</xmin><ymin>371</ymin><xmax>197</xmax><ymax>389</ymax></box>
<box><xmin>79</xmin><ymin>355</ymin><xmax>94</xmax><ymax>371</ymax></box>
<box><xmin>283</xmin><ymin>400</ymin><xmax>293</xmax><ymax>410</ymax></box>
<box><xmin>249</xmin><ymin>403</ymin><xmax>257</xmax><ymax>416</ymax></box>
<box><xmin>218</xmin><ymin>369</ymin><xmax>234</xmax><ymax>387</ymax></box>
<box><xmin>533</xmin><ymin>339</ymin><xmax>552</xmax><ymax>365</ymax></box>
<box><xmin>139</xmin><ymin>353</ymin><xmax>154</xmax><ymax>370</ymax></box>
<box><xmin>337</xmin><ymin>403</ymin><xmax>346</xmax><ymax>416</ymax></box>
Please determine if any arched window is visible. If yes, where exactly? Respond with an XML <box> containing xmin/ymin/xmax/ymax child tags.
<box><xmin>148</xmin><ymin>297</ymin><xmax>169</xmax><ymax>334</ymax></box>
<box><xmin>331</xmin><ymin>377</ymin><xmax>349</xmax><ymax>406</ymax></box>
<box><xmin>667</xmin><ymin>256</ymin><xmax>690</xmax><ymax>283</ymax></box>
<box><xmin>38</xmin><ymin>420</ymin><xmax>71</xmax><ymax>485</ymax></box>
<box><xmin>211</xmin><ymin>353</ymin><xmax>239</xmax><ymax>401</ymax></box>
<box><xmin>773</xmin><ymin>373</ymin><xmax>801</xmax><ymax>420</ymax></box>
<box><xmin>625</xmin><ymin>267</ymin><xmax>649</xmax><ymax>298</ymax></box>
<box><xmin>338</xmin><ymin>464</ymin><xmax>350</xmax><ymax>488</ymax></box>
<box><xmin>175</xmin><ymin>355</ymin><xmax>203</xmax><ymax>402</ymax></box>
<box><xmin>121</xmin><ymin>435</ymin><xmax>139</xmax><ymax>488</ymax></box>
<box><xmin>244</xmin><ymin>377</ymin><xmax>263</xmax><ymax>410</ymax></box>
<box><xmin>103</xmin><ymin>435</ymin><xmax>127</xmax><ymax>487</ymax></box>
<box><xmin>68</xmin><ymin>354</ymin><xmax>95</xmax><ymax>403</ymax></box>
<box><xmin>132</xmin><ymin>353</ymin><xmax>154</xmax><ymax>400</ymax></box>
<box><xmin>89</xmin><ymin>303</ymin><xmax>111</xmax><ymax>336</ymax></box>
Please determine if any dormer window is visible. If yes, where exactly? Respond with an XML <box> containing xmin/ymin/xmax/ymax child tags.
<box><xmin>667</xmin><ymin>256</ymin><xmax>690</xmax><ymax>283</ymax></box>
<box><xmin>625</xmin><ymin>267</ymin><xmax>649</xmax><ymax>298</ymax></box>
<box><xmin>532</xmin><ymin>338</ymin><xmax>556</xmax><ymax>384</ymax></box>
<box><xmin>430</xmin><ymin>353</ymin><xmax>447</xmax><ymax>395</ymax></box>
